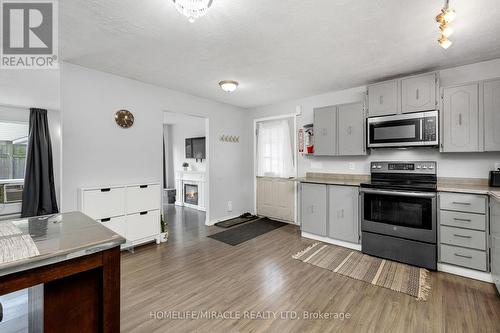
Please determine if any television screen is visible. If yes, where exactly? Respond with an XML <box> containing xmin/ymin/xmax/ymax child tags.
<box><xmin>185</xmin><ymin>137</ymin><xmax>206</xmax><ymax>160</ymax></box>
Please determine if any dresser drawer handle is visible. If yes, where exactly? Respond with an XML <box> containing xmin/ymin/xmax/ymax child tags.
<box><xmin>454</xmin><ymin>253</ymin><xmax>472</xmax><ymax>259</ymax></box>
<box><xmin>453</xmin><ymin>218</ymin><xmax>472</xmax><ymax>222</ymax></box>
<box><xmin>453</xmin><ymin>234</ymin><xmax>472</xmax><ymax>239</ymax></box>
<box><xmin>452</xmin><ymin>201</ymin><xmax>471</xmax><ymax>205</ymax></box>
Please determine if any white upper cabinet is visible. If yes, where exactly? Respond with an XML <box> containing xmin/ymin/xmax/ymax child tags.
<box><xmin>367</xmin><ymin>80</ymin><xmax>399</xmax><ymax>117</ymax></box>
<box><xmin>442</xmin><ymin>84</ymin><xmax>480</xmax><ymax>152</ymax></box>
<box><xmin>401</xmin><ymin>73</ymin><xmax>437</xmax><ymax>113</ymax></box>
<box><xmin>484</xmin><ymin>79</ymin><xmax>500</xmax><ymax>152</ymax></box>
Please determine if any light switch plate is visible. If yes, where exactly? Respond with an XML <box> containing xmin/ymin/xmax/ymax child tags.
<box><xmin>349</xmin><ymin>162</ymin><xmax>356</xmax><ymax>170</ymax></box>
<box><xmin>495</xmin><ymin>162</ymin><xmax>500</xmax><ymax>171</ymax></box>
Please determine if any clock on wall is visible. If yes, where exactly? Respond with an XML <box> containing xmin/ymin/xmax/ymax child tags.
<box><xmin>114</xmin><ymin>110</ymin><xmax>134</xmax><ymax>128</ymax></box>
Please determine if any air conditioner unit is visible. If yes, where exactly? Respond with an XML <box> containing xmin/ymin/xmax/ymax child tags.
<box><xmin>0</xmin><ymin>183</ymin><xmax>24</xmax><ymax>203</ymax></box>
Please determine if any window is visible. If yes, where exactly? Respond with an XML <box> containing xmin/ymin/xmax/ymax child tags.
<box><xmin>256</xmin><ymin>119</ymin><xmax>294</xmax><ymax>178</ymax></box>
<box><xmin>0</xmin><ymin>122</ymin><xmax>29</xmax><ymax>180</ymax></box>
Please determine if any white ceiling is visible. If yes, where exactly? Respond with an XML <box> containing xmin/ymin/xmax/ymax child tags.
<box><xmin>61</xmin><ymin>0</ymin><xmax>500</xmax><ymax>109</ymax></box>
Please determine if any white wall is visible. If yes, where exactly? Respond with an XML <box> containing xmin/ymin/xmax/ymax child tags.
<box><xmin>248</xmin><ymin>58</ymin><xmax>500</xmax><ymax>181</ymax></box>
<box><xmin>62</xmin><ymin>63</ymin><xmax>253</xmax><ymax>223</ymax></box>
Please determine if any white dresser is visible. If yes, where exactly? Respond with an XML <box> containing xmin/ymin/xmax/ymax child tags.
<box><xmin>78</xmin><ymin>182</ymin><xmax>161</xmax><ymax>249</ymax></box>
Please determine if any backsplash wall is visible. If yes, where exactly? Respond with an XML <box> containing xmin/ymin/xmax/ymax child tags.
<box><xmin>301</xmin><ymin>150</ymin><xmax>500</xmax><ymax>179</ymax></box>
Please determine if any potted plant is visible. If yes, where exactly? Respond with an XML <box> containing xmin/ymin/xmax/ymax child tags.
<box><xmin>157</xmin><ymin>214</ymin><xmax>168</xmax><ymax>243</ymax></box>
<box><xmin>182</xmin><ymin>162</ymin><xmax>189</xmax><ymax>171</ymax></box>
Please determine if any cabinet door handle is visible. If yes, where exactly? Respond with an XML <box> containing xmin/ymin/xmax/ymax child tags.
<box><xmin>101</xmin><ymin>188</ymin><xmax>111</xmax><ymax>192</ymax></box>
<box><xmin>452</xmin><ymin>201</ymin><xmax>471</xmax><ymax>206</ymax></box>
<box><xmin>379</xmin><ymin>96</ymin><xmax>383</xmax><ymax>105</ymax></box>
<box><xmin>416</xmin><ymin>88</ymin><xmax>420</xmax><ymax>100</ymax></box>
<box><xmin>101</xmin><ymin>218</ymin><xmax>111</xmax><ymax>222</ymax></box>
<box><xmin>458</xmin><ymin>113</ymin><xmax>462</xmax><ymax>126</ymax></box>
<box><xmin>348</xmin><ymin>126</ymin><xmax>352</xmax><ymax>135</ymax></box>
<box><xmin>140</xmin><ymin>185</ymin><xmax>148</xmax><ymax>188</ymax></box>
<box><xmin>453</xmin><ymin>234</ymin><xmax>472</xmax><ymax>239</ymax></box>
<box><xmin>140</xmin><ymin>211</ymin><xmax>148</xmax><ymax>215</ymax></box>
<box><xmin>453</xmin><ymin>218</ymin><xmax>472</xmax><ymax>222</ymax></box>
<box><xmin>341</xmin><ymin>209</ymin><xmax>344</xmax><ymax>218</ymax></box>
<box><xmin>454</xmin><ymin>253</ymin><xmax>473</xmax><ymax>259</ymax></box>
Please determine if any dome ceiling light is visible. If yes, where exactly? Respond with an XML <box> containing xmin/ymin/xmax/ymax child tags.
<box><xmin>219</xmin><ymin>80</ymin><xmax>239</xmax><ymax>93</ymax></box>
<box><xmin>172</xmin><ymin>0</ymin><xmax>213</xmax><ymax>23</ymax></box>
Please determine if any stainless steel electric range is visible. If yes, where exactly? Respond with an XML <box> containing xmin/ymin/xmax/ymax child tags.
<box><xmin>360</xmin><ymin>161</ymin><xmax>437</xmax><ymax>270</ymax></box>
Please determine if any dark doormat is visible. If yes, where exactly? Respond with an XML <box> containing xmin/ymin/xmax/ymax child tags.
<box><xmin>214</xmin><ymin>213</ymin><xmax>260</xmax><ymax>228</ymax></box>
<box><xmin>208</xmin><ymin>218</ymin><xmax>288</xmax><ymax>246</ymax></box>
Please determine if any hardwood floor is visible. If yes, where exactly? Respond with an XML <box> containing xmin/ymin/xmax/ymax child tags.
<box><xmin>121</xmin><ymin>206</ymin><xmax>500</xmax><ymax>332</ymax></box>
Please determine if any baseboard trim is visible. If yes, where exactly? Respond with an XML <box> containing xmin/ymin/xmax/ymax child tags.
<box><xmin>301</xmin><ymin>232</ymin><xmax>361</xmax><ymax>251</ymax></box>
<box><xmin>207</xmin><ymin>214</ymin><xmax>241</xmax><ymax>226</ymax></box>
<box><xmin>437</xmin><ymin>263</ymin><xmax>493</xmax><ymax>283</ymax></box>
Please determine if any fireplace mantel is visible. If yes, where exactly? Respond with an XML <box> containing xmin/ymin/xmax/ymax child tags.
<box><xmin>174</xmin><ymin>171</ymin><xmax>206</xmax><ymax>211</ymax></box>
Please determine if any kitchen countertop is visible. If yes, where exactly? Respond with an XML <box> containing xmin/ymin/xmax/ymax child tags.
<box><xmin>297</xmin><ymin>173</ymin><xmax>500</xmax><ymax>198</ymax></box>
<box><xmin>0</xmin><ymin>211</ymin><xmax>125</xmax><ymax>278</ymax></box>
<box><xmin>297</xmin><ymin>173</ymin><xmax>369</xmax><ymax>186</ymax></box>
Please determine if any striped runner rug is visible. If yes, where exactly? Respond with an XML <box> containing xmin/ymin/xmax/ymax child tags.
<box><xmin>293</xmin><ymin>242</ymin><xmax>431</xmax><ymax>301</ymax></box>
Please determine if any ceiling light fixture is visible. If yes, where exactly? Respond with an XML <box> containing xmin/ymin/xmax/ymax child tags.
<box><xmin>436</xmin><ymin>0</ymin><xmax>456</xmax><ymax>49</ymax></box>
<box><xmin>172</xmin><ymin>0</ymin><xmax>213</xmax><ymax>23</ymax></box>
<box><xmin>219</xmin><ymin>80</ymin><xmax>239</xmax><ymax>93</ymax></box>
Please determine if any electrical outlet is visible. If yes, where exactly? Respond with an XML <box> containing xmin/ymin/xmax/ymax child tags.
<box><xmin>227</xmin><ymin>201</ymin><xmax>233</xmax><ymax>212</ymax></box>
<box><xmin>349</xmin><ymin>162</ymin><xmax>356</xmax><ymax>170</ymax></box>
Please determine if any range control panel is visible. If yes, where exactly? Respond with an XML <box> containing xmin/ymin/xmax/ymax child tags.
<box><xmin>371</xmin><ymin>161</ymin><xmax>437</xmax><ymax>174</ymax></box>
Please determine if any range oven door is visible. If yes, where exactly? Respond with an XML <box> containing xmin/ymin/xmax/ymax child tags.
<box><xmin>367</xmin><ymin>111</ymin><xmax>438</xmax><ymax>148</ymax></box>
<box><xmin>361</xmin><ymin>188</ymin><xmax>437</xmax><ymax>244</ymax></box>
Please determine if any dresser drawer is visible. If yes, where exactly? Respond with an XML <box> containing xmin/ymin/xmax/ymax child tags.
<box><xmin>440</xmin><ymin>225</ymin><xmax>486</xmax><ymax>250</ymax></box>
<box><xmin>440</xmin><ymin>244</ymin><xmax>487</xmax><ymax>271</ymax></box>
<box><xmin>82</xmin><ymin>187</ymin><xmax>126</xmax><ymax>220</ymax></box>
<box><xmin>98</xmin><ymin>215</ymin><xmax>127</xmax><ymax>238</ymax></box>
<box><xmin>439</xmin><ymin>193</ymin><xmax>487</xmax><ymax>214</ymax></box>
<box><xmin>440</xmin><ymin>210</ymin><xmax>486</xmax><ymax>231</ymax></box>
<box><xmin>126</xmin><ymin>184</ymin><xmax>161</xmax><ymax>214</ymax></box>
<box><xmin>127</xmin><ymin>210</ymin><xmax>160</xmax><ymax>242</ymax></box>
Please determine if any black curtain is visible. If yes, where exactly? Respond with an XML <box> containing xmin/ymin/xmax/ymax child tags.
<box><xmin>21</xmin><ymin>108</ymin><xmax>59</xmax><ymax>217</ymax></box>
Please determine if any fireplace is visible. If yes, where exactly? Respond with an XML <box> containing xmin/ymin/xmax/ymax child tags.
<box><xmin>184</xmin><ymin>184</ymin><xmax>199</xmax><ymax>206</ymax></box>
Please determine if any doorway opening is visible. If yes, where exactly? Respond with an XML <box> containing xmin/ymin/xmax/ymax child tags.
<box><xmin>163</xmin><ymin>111</ymin><xmax>210</xmax><ymax>233</ymax></box>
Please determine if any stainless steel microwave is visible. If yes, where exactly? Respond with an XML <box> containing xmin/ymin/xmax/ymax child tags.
<box><xmin>367</xmin><ymin>110</ymin><xmax>439</xmax><ymax>148</ymax></box>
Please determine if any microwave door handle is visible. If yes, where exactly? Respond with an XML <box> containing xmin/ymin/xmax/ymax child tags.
<box><xmin>420</xmin><ymin>119</ymin><xmax>423</xmax><ymax>140</ymax></box>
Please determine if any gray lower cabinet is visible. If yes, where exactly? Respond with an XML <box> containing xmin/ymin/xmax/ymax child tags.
<box><xmin>491</xmin><ymin>197</ymin><xmax>500</xmax><ymax>291</ymax></box>
<box><xmin>337</xmin><ymin>103</ymin><xmax>365</xmax><ymax>156</ymax></box>
<box><xmin>442</xmin><ymin>84</ymin><xmax>480</xmax><ymax>152</ymax></box>
<box><xmin>300</xmin><ymin>183</ymin><xmax>359</xmax><ymax>244</ymax></box>
<box><xmin>484</xmin><ymin>79</ymin><xmax>500</xmax><ymax>152</ymax></box>
<box><xmin>438</xmin><ymin>192</ymin><xmax>489</xmax><ymax>272</ymax></box>
<box><xmin>328</xmin><ymin>185</ymin><xmax>359</xmax><ymax>243</ymax></box>
<box><xmin>300</xmin><ymin>183</ymin><xmax>327</xmax><ymax>236</ymax></box>
<box><xmin>314</xmin><ymin>106</ymin><xmax>337</xmax><ymax>156</ymax></box>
